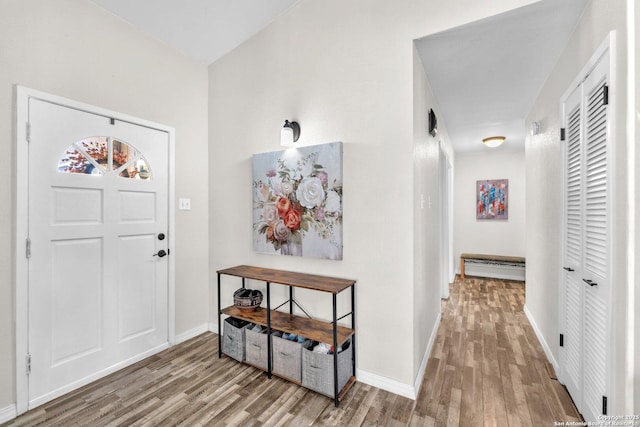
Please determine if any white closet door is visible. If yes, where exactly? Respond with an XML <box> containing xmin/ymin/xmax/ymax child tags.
<box><xmin>581</xmin><ymin>50</ymin><xmax>611</xmax><ymax>423</ymax></box>
<box><xmin>560</xmin><ymin>47</ymin><xmax>611</xmax><ymax>423</ymax></box>
<box><xmin>562</xmin><ymin>83</ymin><xmax>584</xmax><ymax>405</ymax></box>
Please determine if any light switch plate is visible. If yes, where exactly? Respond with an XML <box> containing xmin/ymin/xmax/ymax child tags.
<box><xmin>178</xmin><ymin>198</ymin><xmax>191</xmax><ymax>210</ymax></box>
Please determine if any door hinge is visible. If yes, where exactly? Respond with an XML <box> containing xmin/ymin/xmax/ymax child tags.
<box><xmin>560</xmin><ymin>128</ymin><xmax>566</xmax><ymax>141</ymax></box>
<box><xmin>26</xmin><ymin>237</ymin><xmax>31</xmax><ymax>259</ymax></box>
<box><xmin>602</xmin><ymin>396</ymin><xmax>608</xmax><ymax>415</ymax></box>
<box><xmin>603</xmin><ymin>85</ymin><xmax>609</xmax><ymax>106</ymax></box>
<box><xmin>559</xmin><ymin>334</ymin><xmax>564</xmax><ymax>347</ymax></box>
<box><xmin>25</xmin><ymin>122</ymin><xmax>31</xmax><ymax>143</ymax></box>
<box><xmin>26</xmin><ymin>353</ymin><xmax>31</xmax><ymax>375</ymax></box>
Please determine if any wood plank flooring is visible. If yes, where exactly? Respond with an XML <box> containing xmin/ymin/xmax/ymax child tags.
<box><xmin>3</xmin><ymin>276</ymin><xmax>582</xmax><ymax>426</ymax></box>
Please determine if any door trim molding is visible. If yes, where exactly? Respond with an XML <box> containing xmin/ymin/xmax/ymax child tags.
<box><xmin>15</xmin><ymin>86</ymin><xmax>176</xmax><ymax>415</ymax></box>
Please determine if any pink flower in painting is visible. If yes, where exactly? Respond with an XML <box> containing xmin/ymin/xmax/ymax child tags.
<box><xmin>276</xmin><ymin>197</ymin><xmax>291</xmax><ymax>218</ymax></box>
<box><xmin>315</xmin><ymin>170</ymin><xmax>328</xmax><ymax>186</ymax></box>
<box><xmin>263</xmin><ymin>204</ymin><xmax>278</xmax><ymax>223</ymax></box>
<box><xmin>266</xmin><ymin>222</ymin><xmax>276</xmax><ymax>241</ymax></box>
<box><xmin>284</xmin><ymin>209</ymin><xmax>301</xmax><ymax>231</ymax></box>
<box><xmin>314</xmin><ymin>208</ymin><xmax>325</xmax><ymax>221</ymax></box>
<box><xmin>266</xmin><ymin>168</ymin><xmax>277</xmax><ymax>178</ymax></box>
<box><xmin>259</xmin><ymin>182</ymin><xmax>271</xmax><ymax>199</ymax></box>
<box><xmin>273</xmin><ymin>220</ymin><xmax>291</xmax><ymax>242</ymax></box>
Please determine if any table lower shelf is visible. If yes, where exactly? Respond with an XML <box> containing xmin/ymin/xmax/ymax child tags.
<box><xmin>221</xmin><ymin>352</ymin><xmax>357</xmax><ymax>403</ymax></box>
<box><xmin>221</xmin><ymin>305</ymin><xmax>354</xmax><ymax>346</ymax></box>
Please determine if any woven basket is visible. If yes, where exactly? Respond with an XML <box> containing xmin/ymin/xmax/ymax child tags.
<box><xmin>233</xmin><ymin>288</ymin><xmax>263</xmax><ymax>312</ymax></box>
<box><xmin>302</xmin><ymin>340</ymin><xmax>353</xmax><ymax>397</ymax></box>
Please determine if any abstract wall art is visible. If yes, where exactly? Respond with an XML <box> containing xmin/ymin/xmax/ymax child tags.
<box><xmin>476</xmin><ymin>179</ymin><xmax>508</xmax><ymax>220</ymax></box>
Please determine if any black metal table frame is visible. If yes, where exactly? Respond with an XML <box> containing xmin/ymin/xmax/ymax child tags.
<box><xmin>217</xmin><ymin>272</ymin><xmax>356</xmax><ymax>406</ymax></box>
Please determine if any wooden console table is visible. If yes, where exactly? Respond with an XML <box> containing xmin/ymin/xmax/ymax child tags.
<box><xmin>216</xmin><ymin>265</ymin><xmax>356</xmax><ymax>406</ymax></box>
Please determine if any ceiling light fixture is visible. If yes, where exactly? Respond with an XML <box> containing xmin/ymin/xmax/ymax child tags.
<box><xmin>281</xmin><ymin>120</ymin><xmax>300</xmax><ymax>147</ymax></box>
<box><xmin>482</xmin><ymin>136</ymin><xmax>506</xmax><ymax>148</ymax></box>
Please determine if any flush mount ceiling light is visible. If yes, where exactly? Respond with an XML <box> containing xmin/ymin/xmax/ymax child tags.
<box><xmin>482</xmin><ymin>136</ymin><xmax>506</xmax><ymax>148</ymax></box>
<box><xmin>280</xmin><ymin>120</ymin><xmax>300</xmax><ymax>147</ymax></box>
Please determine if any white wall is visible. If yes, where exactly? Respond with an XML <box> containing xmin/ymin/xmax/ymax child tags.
<box><xmin>0</xmin><ymin>0</ymin><xmax>209</xmax><ymax>411</ymax></box>
<box><xmin>208</xmin><ymin>0</ymin><xmax>536</xmax><ymax>393</ymax></box>
<box><xmin>412</xmin><ymin>45</ymin><xmax>454</xmax><ymax>386</ymax></box>
<box><xmin>453</xmin><ymin>150</ymin><xmax>526</xmax><ymax>271</ymax></box>
<box><xmin>525</xmin><ymin>0</ymin><xmax>630</xmax><ymax>415</ymax></box>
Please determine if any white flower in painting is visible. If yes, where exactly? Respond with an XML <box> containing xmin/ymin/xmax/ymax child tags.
<box><xmin>324</xmin><ymin>190</ymin><xmax>341</xmax><ymax>213</ymax></box>
<box><xmin>296</xmin><ymin>177</ymin><xmax>325</xmax><ymax>209</ymax></box>
<box><xmin>280</xmin><ymin>181</ymin><xmax>294</xmax><ymax>195</ymax></box>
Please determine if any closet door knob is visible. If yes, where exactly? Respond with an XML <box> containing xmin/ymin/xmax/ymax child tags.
<box><xmin>563</xmin><ymin>267</ymin><xmax>575</xmax><ymax>272</ymax></box>
<box><xmin>582</xmin><ymin>278</ymin><xmax>597</xmax><ymax>287</ymax></box>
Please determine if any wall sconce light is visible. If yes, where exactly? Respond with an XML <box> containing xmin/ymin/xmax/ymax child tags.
<box><xmin>482</xmin><ymin>136</ymin><xmax>506</xmax><ymax>148</ymax></box>
<box><xmin>281</xmin><ymin>120</ymin><xmax>300</xmax><ymax>147</ymax></box>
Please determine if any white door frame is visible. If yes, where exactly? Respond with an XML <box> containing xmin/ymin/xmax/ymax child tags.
<box><xmin>15</xmin><ymin>86</ymin><xmax>176</xmax><ymax>415</ymax></box>
<box><xmin>439</xmin><ymin>140</ymin><xmax>453</xmax><ymax>299</ymax></box>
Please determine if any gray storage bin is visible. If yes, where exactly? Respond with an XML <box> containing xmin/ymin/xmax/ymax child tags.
<box><xmin>272</xmin><ymin>336</ymin><xmax>312</xmax><ymax>382</ymax></box>
<box><xmin>245</xmin><ymin>328</ymin><xmax>268</xmax><ymax>370</ymax></box>
<box><xmin>302</xmin><ymin>340</ymin><xmax>353</xmax><ymax>397</ymax></box>
<box><xmin>222</xmin><ymin>317</ymin><xmax>249</xmax><ymax>362</ymax></box>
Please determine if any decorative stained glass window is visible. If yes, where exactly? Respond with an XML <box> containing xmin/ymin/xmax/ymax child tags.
<box><xmin>57</xmin><ymin>137</ymin><xmax>151</xmax><ymax>180</ymax></box>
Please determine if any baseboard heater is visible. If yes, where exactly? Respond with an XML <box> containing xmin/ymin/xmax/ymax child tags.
<box><xmin>460</xmin><ymin>253</ymin><xmax>526</xmax><ymax>282</ymax></box>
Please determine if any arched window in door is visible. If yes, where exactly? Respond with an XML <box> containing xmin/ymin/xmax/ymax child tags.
<box><xmin>57</xmin><ymin>136</ymin><xmax>151</xmax><ymax>179</ymax></box>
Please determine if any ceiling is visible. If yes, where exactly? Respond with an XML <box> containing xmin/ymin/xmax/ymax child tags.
<box><xmin>90</xmin><ymin>0</ymin><xmax>301</xmax><ymax>64</ymax></box>
<box><xmin>91</xmin><ymin>0</ymin><xmax>590</xmax><ymax>153</ymax></box>
<box><xmin>415</xmin><ymin>0</ymin><xmax>590</xmax><ymax>153</ymax></box>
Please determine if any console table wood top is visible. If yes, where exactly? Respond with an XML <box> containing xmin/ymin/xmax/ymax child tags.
<box><xmin>217</xmin><ymin>265</ymin><xmax>355</xmax><ymax>294</ymax></box>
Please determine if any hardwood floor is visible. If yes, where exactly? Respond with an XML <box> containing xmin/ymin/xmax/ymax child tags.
<box><xmin>4</xmin><ymin>276</ymin><xmax>582</xmax><ymax>426</ymax></box>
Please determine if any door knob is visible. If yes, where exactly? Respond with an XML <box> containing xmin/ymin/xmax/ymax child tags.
<box><xmin>582</xmin><ymin>278</ymin><xmax>597</xmax><ymax>286</ymax></box>
<box><xmin>158</xmin><ymin>233</ymin><xmax>165</xmax><ymax>241</ymax></box>
<box><xmin>563</xmin><ymin>267</ymin><xmax>575</xmax><ymax>272</ymax></box>
<box><xmin>153</xmin><ymin>249</ymin><xmax>167</xmax><ymax>258</ymax></box>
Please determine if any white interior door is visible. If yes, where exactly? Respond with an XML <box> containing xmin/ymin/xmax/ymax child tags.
<box><xmin>27</xmin><ymin>98</ymin><xmax>170</xmax><ymax>408</ymax></box>
<box><xmin>559</xmin><ymin>46</ymin><xmax>612</xmax><ymax>423</ymax></box>
<box><xmin>580</xmin><ymin>51</ymin><xmax>611</xmax><ymax>423</ymax></box>
<box><xmin>561</xmin><ymin>83</ymin><xmax>584</xmax><ymax>406</ymax></box>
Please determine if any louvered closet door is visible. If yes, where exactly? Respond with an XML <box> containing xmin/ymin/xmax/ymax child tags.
<box><xmin>580</xmin><ymin>50</ymin><xmax>610</xmax><ymax>423</ymax></box>
<box><xmin>560</xmin><ymin>48</ymin><xmax>611</xmax><ymax>423</ymax></box>
<box><xmin>562</xmin><ymin>83</ymin><xmax>583</xmax><ymax>405</ymax></box>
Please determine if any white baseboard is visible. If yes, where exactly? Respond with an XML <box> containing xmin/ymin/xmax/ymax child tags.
<box><xmin>0</xmin><ymin>404</ymin><xmax>17</xmax><ymax>423</ymax></box>
<box><xmin>414</xmin><ymin>312</ymin><xmax>441</xmax><ymax>396</ymax></box>
<box><xmin>356</xmin><ymin>369</ymin><xmax>416</xmax><ymax>400</ymax></box>
<box><xmin>357</xmin><ymin>312</ymin><xmax>441</xmax><ymax>401</ymax></box>
<box><xmin>175</xmin><ymin>324</ymin><xmax>210</xmax><ymax>344</ymax></box>
<box><xmin>524</xmin><ymin>304</ymin><xmax>559</xmax><ymax>372</ymax></box>
<box><xmin>209</xmin><ymin>322</ymin><xmax>219</xmax><ymax>334</ymax></box>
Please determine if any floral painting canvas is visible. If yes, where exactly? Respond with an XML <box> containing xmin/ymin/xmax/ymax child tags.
<box><xmin>252</xmin><ymin>142</ymin><xmax>343</xmax><ymax>260</ymax></box>
<box><xmin>476</xmin><ymin>179</ymin><xmax>508</xmax><ymax>220</ymax></box>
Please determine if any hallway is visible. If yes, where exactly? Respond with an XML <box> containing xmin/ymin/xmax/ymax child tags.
<box><xmin>411</xmin><ymin>277</ymin><xmax>583</xmax><ymax>426</ymax></box>
<box><xmin>3</xmin><ymin>277</ymin><xmax>582</xmax><ymax>426</ymax></box>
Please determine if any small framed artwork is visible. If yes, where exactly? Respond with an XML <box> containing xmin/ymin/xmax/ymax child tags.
<box><xmin>476</xmin><ymin>179</ymin><xmax>508</xmax><ymax>220</ymax></box>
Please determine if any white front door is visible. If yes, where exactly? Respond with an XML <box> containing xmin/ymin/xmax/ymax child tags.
<box><xmin>27</xmin><ymin>98</ymin><xmax>170</xmax><ymax>408</ymax></box>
